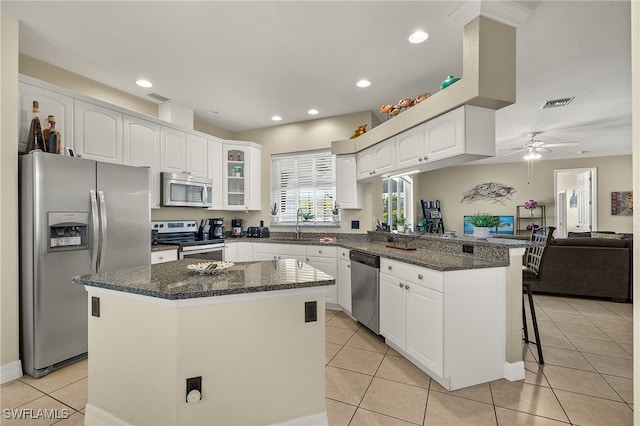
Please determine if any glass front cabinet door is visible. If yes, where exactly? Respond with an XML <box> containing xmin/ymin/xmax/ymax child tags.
<box><xmin>223</xmin><ymin>143</ymin><xmax>261</xmax><ymax>210</ymax></box>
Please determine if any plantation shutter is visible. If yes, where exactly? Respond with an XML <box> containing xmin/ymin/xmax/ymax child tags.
<box><xmin>271</xmin><ymin>149</ymin><xmax>336</xmax><ymax>224</ymax></box>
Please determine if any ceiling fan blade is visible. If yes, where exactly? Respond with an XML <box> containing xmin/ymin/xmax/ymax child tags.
<box><xmin>541</xmin><ymin>141</ymin><xmax>578</xmax><ymax>148</ymax></box>
<box><xmin>537</xmin><ymin>146</ymin><xmax>552</xmax><ymax>153</ymax></box>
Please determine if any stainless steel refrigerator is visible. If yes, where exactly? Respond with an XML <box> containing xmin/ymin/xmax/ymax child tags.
<box><xmin>19</xmin><ymin>151</ymin><xmax>150</xmax><ymax>377</ymax></box>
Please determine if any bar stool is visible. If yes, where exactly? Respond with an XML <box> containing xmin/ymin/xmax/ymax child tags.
<box><xmin>522</xmin><ymin>226</ymin><xmax>555</xmax><ymax>364</ymax></box>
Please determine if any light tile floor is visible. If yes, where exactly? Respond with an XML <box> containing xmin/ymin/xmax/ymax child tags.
<box><xmin>0</xmin><ymin>295</ymin><xmax>633</xmax><ymax>425</ymax></box>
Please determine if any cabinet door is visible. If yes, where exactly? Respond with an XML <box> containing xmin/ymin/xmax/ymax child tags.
<box><xmin>252</xmin><ymin>243</ymin><xmax>279</xmax><ymax>260</ymax></box>
<box><xmin>235</xmin><ymin>242</ymin><xmax>254</xmax><ymax>262</ymax></box>
<box><xmin>151</xmin><ymin>249</ymin><xmax>178</xmax><ymax>264</ymax></box>
<box><xmin>224</xmin><ymin>242</ymin><xmax>237</xmax><ymax>261</ymax></box>
<box><xmin>186</xmin><ymin>133</ymin><xmax>208</xmax><ymax>177</ymax></box>
<box><xmin>337</xmin><ymin>259</ymin><xmax>352</xmax><ymax>313</ymax></box>
<box><xmin>356</xmin><ymin>148</ymin><xmax>374</xmax><ymax>180</ymax></box>
<box><xmin>336</xmin><ymin>155</ymin><xmax>361</xmax><ymax>209</ymax></box>
<box><xmin>73</xmin><ymin>100</ymin><xmax>123</xmax><ymax>163</ymax></box>
<box><xmin>160</xmin><ymin>127</ymin><xmax>187</xmax><ymax>173</ymax></box>
<box><xmin>373</xmin><ymin>138</ymin><xmax>396</xmax><ymax>175</ymax></box>
<box><xmin>278</xmin><ymin>244</ymin><xmax>307</xmax><ymax>261</ymax></box>
<box><xmin>306</xmin><ymin>256</ymin><xmax>337</xmax><ymax>305</ymax></box>
<box><xmin>19</xmin><ymin>82</ymin><xmax>73</xmax><ymax>154</ymax></box>
<box><xmin>223</xmin><ymin>145</ymin><xmax>247</xmax><ymax>210</ymax></box>
<box><xmin>424</xmin><ymin>107</ymin><xmax>464</xmax><ymax>162</ymax></box>
<box><xmin>396</xmin><ymin>126</ymin><xmax>424</xmax><ymax>169</ymax></box>
<box><xmin>379</xmin><ymin>272</ymin><xmax>406</xmax><ymax>349</ymax></box>
<box><xmin>123</xmin><ymin>116</ymin><xmax>161</xmax><ymax>208</ymax></box>
<box><xmin>406</xmin><ymin>284</ymin><xmax>444</xmax><ymax>376</ymax></box>
<box><xmin>207</xmin><ymin>138</ymin><xmax>224</xmax><ymax>210</ymax></box>
<box><xmin>245</xmin><ymin>146</ymin><xmax>262</xmax><ymax>210</ymax></box>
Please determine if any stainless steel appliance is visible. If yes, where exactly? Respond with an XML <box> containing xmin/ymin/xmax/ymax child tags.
<box><xmin>19</xmin><ymin>151</ymin><xmax>151</xmax><ymax>377</ymax></box>
<box><xmin>350</xmin><ymin>250</ymin><xmax>381</xmax><ymax>334</ymax></box>
<box><xmin>210</xmin><ymin>218</ymin><xmax>225</xmax><ymax>239</ymax></box>
<box><xmin>160</xmin><ymin>172</ymin><xmax>213</xmax><ymax>208</ymax></box>
<box><xmin>152</xmin><ymin>220</ymin><xmax>225</xmax><ymax>261</ymax></box>
<box><xmin>247</xmin><ymin>220</ymin><xmax>270</xmax><ymax>238</ymax></box>
<box><xmin>231</xmin><ymin>218</ymin><xmax>243</xmax><ymax>237</ymax></box>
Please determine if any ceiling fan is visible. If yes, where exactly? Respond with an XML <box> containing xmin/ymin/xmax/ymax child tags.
<box><xmin>502</xmin><ymin>132</ymin><xmax>578</xmax><ymax>160</ymax></box>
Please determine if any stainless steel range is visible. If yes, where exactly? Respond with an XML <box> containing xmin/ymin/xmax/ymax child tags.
<box><xmin>151</xmin><ymin>220</ymin><xmax>225</xmax><ymax>261</ymax></box>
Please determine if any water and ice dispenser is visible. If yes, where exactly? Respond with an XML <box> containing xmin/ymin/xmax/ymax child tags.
<box><xmin>48</xmin><ymin>212</ymin><xmax>89</xmax><ymax>251</ymax></box>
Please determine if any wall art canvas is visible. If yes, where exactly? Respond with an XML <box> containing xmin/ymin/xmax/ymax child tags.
<box><xmin>463</xmin><ymin>215</ymin><xmax>514</xmax><ymax>235</ymax></box>
<box><xmin>611</xmin><ymin>191</ymin><xmax>632</xmax><ymax>215</ymax></box>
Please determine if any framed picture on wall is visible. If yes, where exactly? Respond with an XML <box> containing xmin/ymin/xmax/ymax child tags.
<box><xmin>611</xmin><ymin>191</ymin><xmax>632</xmax><ymax>215</ymax></box>
<box><xmin>463</xmin><ymin>215</ymin><xmax>514</xmax><ymax>235</ymax></box>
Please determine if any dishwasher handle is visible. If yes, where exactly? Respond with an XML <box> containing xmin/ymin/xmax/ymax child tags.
<box><xmin>349</xmin><ymin>250</ymin><xmax>380</xmax><ymax>268</ymax></box>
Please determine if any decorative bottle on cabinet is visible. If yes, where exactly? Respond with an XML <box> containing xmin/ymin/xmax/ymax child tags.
<box><xmin>26</xmin><ymin>100</ymin><xmax>46</xmax><ymax>153</ymax></box>
<box><xmin>42</xmin><ymin>115</ymin><xmax>61</xmax><ymax>154</ymax></box>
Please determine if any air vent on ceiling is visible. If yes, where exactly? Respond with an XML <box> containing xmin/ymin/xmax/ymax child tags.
<box><xmin>541</xmin><ymin>97</ymin><xmax>574</xmax><ymax>109</ymax></box>
<box><xmin>147</xmin><ymin>93</ymin><xmax>171</xmax><ymax>102</ymax></box>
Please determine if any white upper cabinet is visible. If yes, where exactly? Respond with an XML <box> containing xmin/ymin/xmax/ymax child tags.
<box><xmin>396</xmin><ymin>125</ymin><xmax>425</xmax><ymax>168</ymax></box>
<box><xmin>357</xmin><ymin>137</ymin><xmax>396</xmax><ymax>181</ymax></box>
<box><xmin>185</xmin><ymin>134</ymin><xmax>208</xmax><ymax>177</ymax></box>
<box><xmin>19</xmin><ymin>82</ymin><xmax>73</xmax><ymax>154</ymax></box>
<box><xmin>423</xmin><ymin>106</ymin><xmax>465</xmax><ymax>162</ymax></box>
<box><xmin>223</xmin><ymin>143</ymin><xmax>262</xmax><ymax>211</ymax></box>
<box><xmin>73</xmin><ymin>100</ymin><xmax>123</xmax><ymax>163</ymax></box>
<box><xmin>160</xmin><ymin>127</ymin><xmax>208</xmax><ymax>177</ymax></box>
<box><xmin>207</xmin><ymin>138</ymin><xmax>224</xmax><ymax>210</ymax></box>
<box><xmin>336</xmin><ymin>154</ymin><xmax>361</xmax><ymax>209</ymax></box>
<box><xmin>123</xmin><ymin>116</ymin><xmax>161</xmax><ymax>208</ymax></box>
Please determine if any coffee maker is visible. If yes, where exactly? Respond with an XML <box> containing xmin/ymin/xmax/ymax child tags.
<box><xmin>231</xmin><ymin>219</ymin><xmax>243</xmax><ymax>237</ymax></box>
<box><xmin>209</xmin><ymin>218</ymin><xmax>225</xmax><ymax>239</ymax></box>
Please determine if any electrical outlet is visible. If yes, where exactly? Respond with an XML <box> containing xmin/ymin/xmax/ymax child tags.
<box><xmin>91</xmin><ymin>297</ymin><xmax>100</xmax><ymax>317</ymax></box>
<box><xmin>186</xmin><ymin>376</ymin><xmax>202</xmax><ymax>403</ymax></box>
<box><xmin>305</xmin><ymin>301</ymin><xmax>317</xmax><ymax>322</ymax></box>
<box><xmin>462</xmin><ymin>244</ymin><xmax>474</xmax><ymax>254</ymax></box>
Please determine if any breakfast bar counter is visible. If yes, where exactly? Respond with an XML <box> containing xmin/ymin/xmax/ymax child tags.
<box><xmin>73</xmin><ymin>259</ymin><xmax>332</xmax><ymax>426</ymax></box>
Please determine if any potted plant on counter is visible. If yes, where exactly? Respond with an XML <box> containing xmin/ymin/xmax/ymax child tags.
<box><xmin>466</xmin><ymin>213</ymin><xmax>500</xmax><ymax>239</ymax></box>
<box><xmin>332</xmin><ymin>202</ymin><xmax>340</xmax><ymax>224</ymax></box>
<box><xmin>396</xmin><ymin>216</ymin><xmax>408</xmax><ymax>233</ymax></box>
<box><xmin>270</xmin><ymin>203</ymin><xmax>279</xmax><ymax>224</ymax></box>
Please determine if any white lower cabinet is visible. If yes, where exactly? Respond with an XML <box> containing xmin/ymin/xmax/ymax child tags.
<box><xmin>305</xmin><ymin>246</ymin><xmax>338</xmax><ymax>306</ymax></box>
<box><xmin>252</xmin><ymin>243</ymin><xmax>305</xmax><ymax>261</ymax></box>
<box><xmin>151</xmin><ymin>249</ymin><xmax>178</xmax><ymax>264</ymax></box>
<box><xmin>380</xmin><ymin>258</ymin><xmax>444</xmax><ymax>377</ymax></box>
<box><xmin>337</xmin><ymin>248</ymin><xmax>352</xmax><ymax>313</ymax></box>
<box><xmin>225</xmin><ymin>242</ymin><xmax>253</xmax><ymax>262</ymax></box>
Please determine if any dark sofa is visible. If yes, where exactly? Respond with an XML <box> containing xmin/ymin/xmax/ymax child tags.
<box><xmin>536</xmin><ymin>235</ymin><xmax>633</xmax><ymax>302</ymax></box>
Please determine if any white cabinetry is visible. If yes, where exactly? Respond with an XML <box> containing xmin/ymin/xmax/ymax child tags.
<box><xmin>357</xmin><ymin>137</ymin><xmax>395</xmax><ymax>181</ymax></box>
<box><xmin>337</xmin><ymin>248</ymin><xmax>352</xmax><ymax>313</ymax></box>
<box><xmin>306</xmin><ymin>246</ymin><xmax>338</xmax><ymax>306</ymax></box>
<box><xmin>336</xmin><ymin>155</ymin><xmax>361</xmax><ymax>209</ymax></box>
<box><xmin>380</xmin><ymin>258</ymin><xmax>444</xmax><ymax>376</ymax></box>
<box><xmin>423</xmin><ymin>105</ymin><xmax>466</xmax><ymax>162</ymax></box>
<box><xmin>73</xmin><ymin>100</ymin><xmax>123</xmax><ymax>163</ymax></box>
<box><xmin>151</xmin><ymin>249</ymin><xmax>178</xmax><ymax>264</ymax></box>
<box><xmin>160</xmin><ymin>128</ymin><xmax>208</xmax><ymax>177</ymax></box>
<box><xmin>123</xmin><ymin>116</ymin><xmax>161</xmax><ymax>208</ymax></box>
<box><xmin>207</xmin><ymin>138</ymin><xmax>224</xmax><ymax>210</ymax></box>
<box><xmin>395</xmin><ymin>125</ymin><xmax>425</xmax><ymax>169</ymax></box>
<box><xmin>223</xmin><ymin>143</ymin><xmax>262</xmax><ymax>210</ymax></box>
<box><xmin>252</xmin><ymin>243</ymin><xmax>306</xmax><ymax>261</ymax></box>
<box><xmin>224</xmin><ymin>241</ymin><xmax>253</xmax><ymax>262</ymax></box>
<box><xmin>19</xmin><ymin>82</ymin><xmax>73</xmax><ymax>154</ymax></box>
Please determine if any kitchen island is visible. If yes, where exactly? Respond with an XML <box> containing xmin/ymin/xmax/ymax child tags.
<box><xmin>73</xmin><ymin>259</ymin><xmax>334</xmax><ymax>426</ymax></box>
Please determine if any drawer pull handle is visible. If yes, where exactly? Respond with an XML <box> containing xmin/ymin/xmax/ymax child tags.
<box><xmin>399</xmin><ymin>283</ymin><xmax>404</xmax><ymax>288</ymax></box>
<box><xmin>388</xmin><ymin>265</ymin><xmax>392</xmax><ymax>270</ymax></box>
<box><xmin>158</xmin><ymin>256</ymin><xmax>163</xmax><ymax>260</ymax></box>
<box><xmin>405</xmin><ymin>285</ymin><xmax>410</xmax><ymax>290</ymax></box>
<box><xmin>318</xmin><ymin>250</ymin><xmax>323</xmax><ymax>254</ymax></box>
<box><xmin>347</xmin><ymin>264</ymin><xmax>350</xmax><ymax>268</ymax></box>
<box><xmin>418</xmin><ymin>274</ymin><xmax>423</xmax><ymax>280</ymax></box>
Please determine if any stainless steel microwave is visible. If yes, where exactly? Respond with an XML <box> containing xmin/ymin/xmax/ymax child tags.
<box><xmin>160</xmin><ymin>172</ymin><xmax>213</xmax><ymax>208</ymax></box>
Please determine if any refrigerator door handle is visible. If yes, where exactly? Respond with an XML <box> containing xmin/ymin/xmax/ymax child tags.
<box><xmin>90</xmin><ymin>190</ymin><xmax>100</xmax><ymax>271</ymax></box>
<box><xmin>98</xmin><ymin>191</ymin><xmax>108</xmax><ymax>271</ymax></box>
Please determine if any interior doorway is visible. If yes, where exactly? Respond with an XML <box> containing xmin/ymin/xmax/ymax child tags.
<box><xmin>554</xmin><ymin>168</ymin><xmax>598</xmax><ymax>238</ymax></box>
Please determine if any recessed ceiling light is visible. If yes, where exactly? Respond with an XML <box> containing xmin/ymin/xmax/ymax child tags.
<box><xmin>408</xmin><ymin>30</ymin><xmax>429</xmax><ymax>44</ymax></box>
<box><xmin>356</xmin><ymin>80</ymin><xmax>371</xmax><ymax>88</ymax></box>
<box><xmin>136</xmin><ymin>79</ymin><xmax>153</xmax><ymax>88</ymax></box>
<box><xmin>307</xmin><ymin>109</ymin><xmax>319</xmax><ymax>115</ymax></box>
<box><xmin>271</xmin><ymin>115</ymin><xmax>282</xmax><ymax>121</ymax></box>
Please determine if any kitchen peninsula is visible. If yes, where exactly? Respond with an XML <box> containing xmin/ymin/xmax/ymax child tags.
<box><xmin>73</xmin><ymin>259</ymin><xmax>334</xmax><ymax>426</ymax></box>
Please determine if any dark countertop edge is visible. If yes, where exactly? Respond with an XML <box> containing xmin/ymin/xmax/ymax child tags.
<box><xmin>151</xmin><ymin>244</ymin><xmax>179</xmax><ymax>252</ymax></box>
<box><xmin>72</xmin><ymin>276</ymin><xmax>335</xmax><ymax>300</ymax></box>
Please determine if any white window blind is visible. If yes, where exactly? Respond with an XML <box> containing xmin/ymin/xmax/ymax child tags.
<box><xmin>271</xmin><ymin>149</ymin><xmax>336</xmax><ymax>224</ymax></box>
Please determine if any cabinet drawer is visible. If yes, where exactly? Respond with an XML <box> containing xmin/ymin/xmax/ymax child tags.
<box><xmin>404</xmin><ymin>263</ymin><xmax>443</xmax><ymax>293</ymax></box>
<box><xmin>381</xmin><ymin>258</ymin><xmax>404</xmax><ymax>278</ymax></box>
<box><xmin>151</xmin><ymin>249</ymin><xmax>178</xmax><ymax>264</ymax></box>
<box><xmin>338</xmin><ymin>247</ymin><xmax>350</xmax><ymax>260</ymax></box>
<box><xmin>306</xmin><ymin>245</ymin><xmax>337</xmax><ymax>258</ymax></box>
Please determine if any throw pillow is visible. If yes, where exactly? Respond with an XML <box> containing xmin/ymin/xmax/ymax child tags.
<box><xmin>591</xmin><ymin>232</ymin><xmax>624</xmax><ymax>239</ymax></box>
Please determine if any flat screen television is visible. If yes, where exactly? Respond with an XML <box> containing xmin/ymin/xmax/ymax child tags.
<box><xmin>463</xmin><ymin>215</ymin><xmax>514</xmax><ymax>235</ymax></box>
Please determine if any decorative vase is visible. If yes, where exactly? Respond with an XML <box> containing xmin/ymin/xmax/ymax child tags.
<box><xmin>473</xmin><ymin>226</ymin><xmax>490</xmax><ymax>239</ymax></box>
<box><xmin>333</xmin><ymin>214</ymin><xmax>340</xmax><ymax>224</ymax></box>
<box><xmin>440</xmin><ymin>75</ymin><xmax>461</xmax><ymax>90</ymax></box>
<box><xmin>529</xmin><ymin>209</ymin><xmax>535</xmax><ymax>217</ymax></box>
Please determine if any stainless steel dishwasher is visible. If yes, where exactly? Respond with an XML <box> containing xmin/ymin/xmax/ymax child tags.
<box><xmin>350</xmin><ymin>250</ymin><xmax>381</xmax><ymax>334</ymax></box>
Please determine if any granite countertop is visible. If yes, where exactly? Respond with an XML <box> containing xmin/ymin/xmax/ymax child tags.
<box><xmin>151</xmin><ymin>244</ymin><xmax>179</xmax><ymax>253</ymax></box>
<box><xmin>72</xmin><ymin>259</ymin><xmax>334</xmax><ymax>300</ymax></box>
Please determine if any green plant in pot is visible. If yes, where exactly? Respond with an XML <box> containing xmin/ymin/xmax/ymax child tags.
<box><xmin>302</xmin><ymin>212</ymin><xmax>315</xmax><ymax>221</ymax></box>
<box><xmin>332</xmin><ymin>202</ymin><xmax>340</xmax><ymax>223</ymax></box>
<box><xmin>270</xmin><ymin>203</ymin><xmax>279</xmax><ymax>223</ymax></box>
<box><xmin>396</xmin><ymin>216</ymin><xmax>409</xmax><ymax>232</ymax></box>
<box><xmin>466</xmin><ymin>213</ymin><xmax>500</xmax><ymax>239</ymax></box>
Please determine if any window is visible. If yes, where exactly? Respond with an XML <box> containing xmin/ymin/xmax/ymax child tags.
<box><xmin>382</xmin><ymin>175</ymin><xmax>413</xmax><ymax>230</ymax></box>
<box><xmin>271</xmin><ymin>149</ymin><xmax>337</xmax><ymax>225</ymax></box>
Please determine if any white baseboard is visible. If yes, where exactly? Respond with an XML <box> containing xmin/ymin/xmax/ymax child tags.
<box><xmin>84</xmin><ymin>403</ymin><xmax>132</xmax><ymax>426</ymax></box>
<box><xmin>271</xmin><ymin>411</ymin><xmax>328</xmax><ymax>426</ymax></box>
<box><xmin>1</xmin><ymin>360</ymin><xmax>23</xmax><ymax>384</ymax></box>
<box><xmin>504</xmin><ymin>361</ymin><xmax>525</xmax><ymax>381</ymax></box>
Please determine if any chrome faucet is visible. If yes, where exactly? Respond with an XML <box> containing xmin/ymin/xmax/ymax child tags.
<box><xmin>295</xmin><ymin>208</ymin><xmax>303</xmax><ymax>239</ymax></box>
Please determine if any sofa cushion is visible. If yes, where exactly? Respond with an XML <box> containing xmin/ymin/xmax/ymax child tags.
<box><xmin>554</xmin><ymin>237</ymin><xmax>627</xmax><ymax>248</ymax></box>
<box><xmin>567</xmin><ymin>231</ymin><xmax>592</xmax><ymax>238</ymax></box>
<box><xmin>592</xmin><ymin>231</ymin><xmax>624</xmax><ymax>239</ymax></box>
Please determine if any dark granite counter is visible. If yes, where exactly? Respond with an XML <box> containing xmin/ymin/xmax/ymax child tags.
<box><xmin>151</xmin><ymin>244</ymin><xmax>178</xmax><ymax>253</ymax></box>
<box><xmin>72</xmin><ymin>259</ymin><xmax>334</xmax><ymax>300</ymax></box>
